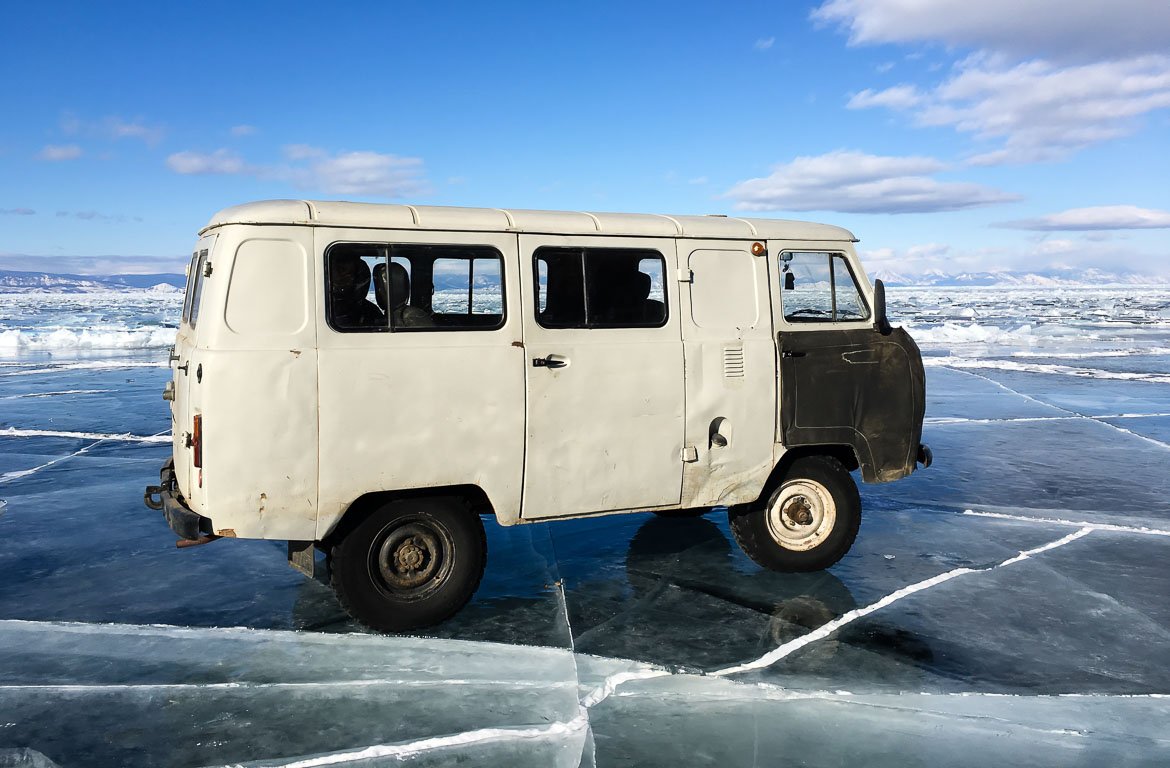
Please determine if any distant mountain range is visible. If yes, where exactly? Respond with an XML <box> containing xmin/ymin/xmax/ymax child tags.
<box><xmin>0</xmin><ymin>269</ymin><xmax>185</xmax><ymax>292</ymax></box>
<box><xmin>1</xmin><ymin>267</ymin><xmax>1166</xmax><ymax>293</ymax></box>
<box><xmin>871</xmin><ymin>267</ymin><xmax>1169</xmax><ymax>288</ymax></box>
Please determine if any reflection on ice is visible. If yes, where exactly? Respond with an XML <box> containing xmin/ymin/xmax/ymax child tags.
<box><xmin>2</xmin><ymin>286</ymin><xmax>1170</xmax><ymax>764</ymax></box>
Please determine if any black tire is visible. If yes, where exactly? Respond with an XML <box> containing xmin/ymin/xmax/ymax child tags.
<box><xmin>728</xmin><ymin>455</ymin><xmax>860</xmax><ymax>573</ymax></box>
<box><xmin>330</xmin><ymin>497</ymin><xmax>486</xmax><ymax>633</ymax></box>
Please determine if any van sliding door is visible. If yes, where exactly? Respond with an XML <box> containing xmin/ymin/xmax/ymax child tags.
<box><xmin>518</xmin><ymin>235</ymin><xmax>685</xmax><ymax>519</ymax></box>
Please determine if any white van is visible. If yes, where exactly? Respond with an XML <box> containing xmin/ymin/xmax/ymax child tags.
<box><xmin>145</xmin><ymin>200</ymin><xmax>930</xmax><ymax>632</ymax></box>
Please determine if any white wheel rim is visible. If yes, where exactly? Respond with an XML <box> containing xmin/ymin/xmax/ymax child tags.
<box><xmin>766</xmin><ymin>480</ymin><xmax>837</xmax><ymax>552</ymax></box>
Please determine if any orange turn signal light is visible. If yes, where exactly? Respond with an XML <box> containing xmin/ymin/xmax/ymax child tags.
<box><xmin>751</xmin><ymin>242</ymin><xmax>766</xmax><ymax>256</ymax></box>
<box><xmin>192</xmin><ymin>413</ymin><xmax>202</xmax><ymax>469</ymax></box>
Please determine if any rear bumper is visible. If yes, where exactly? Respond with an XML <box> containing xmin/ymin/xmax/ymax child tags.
<box><xmin>144</xmin><ymin>459</ymin><xmax>212</xmax><ymax>540</ymax></box>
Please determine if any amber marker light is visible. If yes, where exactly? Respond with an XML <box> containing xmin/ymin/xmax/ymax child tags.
<box><xmin>751</xmin><ymin>242</ymin><xmax>766</xmax><ymax>256</ymax></box>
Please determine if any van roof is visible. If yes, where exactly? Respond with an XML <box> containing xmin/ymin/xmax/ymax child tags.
<box><xmin>201</xmin><ymin>200</ymin><xmax>857</xmax><ymax>242</ymax></box>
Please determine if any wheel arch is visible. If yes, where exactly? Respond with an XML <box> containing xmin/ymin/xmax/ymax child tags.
<box><xmin>751</xmin><ymin>445</ymin><xmax>860</xmax><ymax>508</ymax></box>
<box><xmin>320</xmin><ymin>484</ymin><xmax>495</xmax><ymax>548</ymax></box>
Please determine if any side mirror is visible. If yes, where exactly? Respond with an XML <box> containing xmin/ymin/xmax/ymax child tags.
<box><xmin>873</xmin><ymin>279</ymin><xmax>891</xmax><ymax>334</ymax></box>
<box><xmin>784</xmin><ymin>272</ymin><xmax>795</xmax><ymax>291</ymax></box>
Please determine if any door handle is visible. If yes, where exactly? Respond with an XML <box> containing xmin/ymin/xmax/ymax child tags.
<box><xmin>533</xmin><ymin>354</ymin><xmax>569</xmax><ymax>369</ymax></box>
<box><xmin>781</xmin><ymin>350</ymin><xmax>807</xmax><ymax>358</ymax></box>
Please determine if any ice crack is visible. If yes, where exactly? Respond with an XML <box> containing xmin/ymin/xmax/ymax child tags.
<box><xmin>709</xmin><ymin>527</ymin><xmax>1094</xmax><ymax>678</ymax></box>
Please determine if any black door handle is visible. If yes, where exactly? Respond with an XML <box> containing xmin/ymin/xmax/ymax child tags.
<box><xmin>533</xmin><ymin>354</ymin><xmax>568</xmax><ymax>369</ymax></box>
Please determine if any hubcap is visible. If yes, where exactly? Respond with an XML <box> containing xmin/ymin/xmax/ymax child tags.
<box><xmin>766</xmin><ymin>480</ymin><xmax>836</xmax><ymax>552</ymax></box>
<box><xmin>375</xmin><ymin>522</ymin><xmax>450</xmax><ymax>594</ymax></box>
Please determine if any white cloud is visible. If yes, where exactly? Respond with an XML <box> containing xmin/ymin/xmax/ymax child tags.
<box><xmin>0</xmin><ymin>254</ymin><xmax>186</xmax><ymax>275</ymax></box>
<box><xmin>53</xmin><ymin>210</ymin><xmax>141</xmax><ymax>223</ymax></box>
<box><xmin>283</xmin><ymin>144</ymin><xmax>326</xmax><ymax>161</ymax></box>
<box><xmin>687</xmin><ymin>176</ymin><xmax>708</xmax><ymax>185</ymax></box>
<box><xmin>59</xmin><ymin>113</ymin><xmax>165</xmax><ymax>145</ymax></box>
<box><xmin>1</xmin><ymin>208</ymin><xmax>36</xmax><ymax>215</ymax></box>
<box><xmin>104</xmin><ymin>117</ymin><xmax>165</xmax><ymax>145</ymax></box>
<box><xmin>847</xmin><ymin>84</ymin><xmax>922</xmax><ymax>110</ymax></box>
<box><xmin>848</xmin><ymin>54</ymin><xmax>1170</xmax><ymax>165</ymax></box>
<box><xmin>754</xmin><ymin>37</ymin><xmax>775</xmax><ymax>51</ymax></box>
<box><xmin>167</xmin><ymin>149</ymin><xmax>247</xmax><ymax>175</ymax></box>
<box><xmin>811</xmin><ymin>0</ymin><xmax>1170</xmax><ymax>62</ymax></box>
<box><xmin>1000</xmin><ymin>205</ymin><xmax>1170</xmax><ymax>231</ymax></box>
<box><xmin>725</xmin><ymin>150</ymin><xmax>1018</xmax><ymax>214</ymax></box>
<box><xmin>38</xmin><ymin>144</ymin><xmax>83</xmax><ymax>161</ymax></box>
<box><xmin>230</xmin><ymin>124</ymin><xmax>257</xmax><ymax>137</ymax></box>
<box><xmin>302</xmin><ymin>150</ymin><xmax>427</xmax><ymax>197</ymax></box>
<box><xmin>166</xmin><ymin>145</ymin><xmax>429</xmax><ymax>198</ymax></box>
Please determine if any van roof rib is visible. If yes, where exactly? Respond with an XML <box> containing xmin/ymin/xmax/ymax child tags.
<box><xmin>201</xmin><ymin>199</ymin><xmax>857</xmax><ymax>242</ymax></box>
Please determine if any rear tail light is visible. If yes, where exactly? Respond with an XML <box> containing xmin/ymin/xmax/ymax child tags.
<box><xmin>192</xmin><ymin>414</ymin><xmax>202</xmax><ymax>468</ymax></box>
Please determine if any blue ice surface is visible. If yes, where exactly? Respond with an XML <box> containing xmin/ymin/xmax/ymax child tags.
<box><xmin>1</xmin><ymin>312</ymin><xmax>1169</xmax><ymax>765</ymax></box>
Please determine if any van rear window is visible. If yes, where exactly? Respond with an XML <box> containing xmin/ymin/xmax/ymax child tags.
<box><xmin>325</xmin><ymin>243</ymin><xmax>505</xmax><ymax>332</ymax></box>
<box><xmin>186</xmin><ymin>250</ymin><xmax>209</xmax><ymax>328</ymax></box>
<box><xmin>180</xmin><ymin>251</ymin><xmax>199</xmax><ymax>325</ymax></box>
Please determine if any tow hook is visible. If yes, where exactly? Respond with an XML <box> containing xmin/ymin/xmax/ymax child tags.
<box><xmin>144</xmin><ymin>485</ymin><xmax>164</xmax><ymax>511</ymax></box>
<box><xmin>176</xmin><ymin>534</ymin><xmax>221</xmax><ymax>549</ymax></box>
<box><xmin>917</xmin><ymin>443</ymin><xmax>933</xmax><ymax>469</ymax></box>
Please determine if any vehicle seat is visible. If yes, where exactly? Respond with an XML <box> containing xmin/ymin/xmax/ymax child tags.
<box><xmin>634</xmin><ymin>271</ymin><xmax>665</xmax><ymax>324</ymax></box>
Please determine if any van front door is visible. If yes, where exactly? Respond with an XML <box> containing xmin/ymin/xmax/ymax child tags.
<box><xmin>772</xmin><ymin>249</ymin><xmax>925</xmax><ymax>483</ymax></box>
<box><xmin>519</xmin><ymin>235</ymin><xmax>685</xmax><ymax>519</ymax></box>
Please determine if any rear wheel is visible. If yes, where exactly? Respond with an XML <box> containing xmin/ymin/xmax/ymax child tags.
<box><xmin>729</xmin><ymin>456</ymin><xmax>860</xmax><ymax>572</ymax></box>
<box><xmin>330</xmin><ymin>497</ymin><xmax>486</xmax><ymax>633</ymax></box>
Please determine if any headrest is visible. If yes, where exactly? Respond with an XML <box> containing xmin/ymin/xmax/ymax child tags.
<box><xmin>331</xmin><ymin>254</ymin><xmax>371</xmax><ymax>301</ymax></box>
<box><xmin>633</xmin><ymin>271</ymin><xmax>651</xmax><ymax>300</ymax></box>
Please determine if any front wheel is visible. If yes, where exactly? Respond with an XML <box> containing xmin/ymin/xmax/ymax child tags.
<box><xmin>330</xmin><ymin>497</ymin><xmax>486</xmax><ymax>633</ymax></box>
<box><xmin>728</xmin><ymin>456</ymin><xmax>860</xmax><ymax>572</ymax></box>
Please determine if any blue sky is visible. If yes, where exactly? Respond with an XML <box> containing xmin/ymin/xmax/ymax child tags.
<box><xmin>1</xmin><ymin>0</ymin><xmax>1168</xmax><ymax>276</ymax></box>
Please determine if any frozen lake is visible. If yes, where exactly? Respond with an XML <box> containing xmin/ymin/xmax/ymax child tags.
<box><xmin>1</xmin><ymin>287</ymin><xmax>1169</xmax><ymax>766</ymax></box>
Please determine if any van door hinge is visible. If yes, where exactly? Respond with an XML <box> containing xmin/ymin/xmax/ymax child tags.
<box><xmin>681</xmin><ymin>445</ymin><xmax>699</xmax><ymax>462</ymax></box>
<box><xmin>203</xmin><ymin>261</ymin><xmax>213</xmax><ymax>278</ymax></box>
<box><xmin>676</xmin><ymin>269</ymin><xmax>693</xmax><ymax>283</ymax></box>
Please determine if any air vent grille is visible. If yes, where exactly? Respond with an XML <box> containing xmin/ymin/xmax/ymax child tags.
<box><xmin>723</xmin><ymin>347</ymin><xmax>745</xmax><ymax>378</ymax></box>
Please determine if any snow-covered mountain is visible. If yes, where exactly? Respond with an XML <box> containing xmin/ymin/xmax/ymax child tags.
<box><xmin>870</xmin><ymin>267</ymin><xmax>1169</xmax><ymax>288</ymax></box>
<box><xmin>0</xmin><ymin>270</ymin><xmax>185</xmax><ymax>293</ymax></box>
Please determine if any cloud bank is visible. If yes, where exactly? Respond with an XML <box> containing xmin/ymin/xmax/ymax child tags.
<box><xmin>812</xmin><ymin>0</ymin><xmax>1170</xmax><ymax>62</ymax></box>
<box><xmin>725</xmin><ymin>150</ymin><xmax>1019</xmax><ymax>214</ymax></box>
<box><xmin>166</xmin><ymin>145</ymin><xmax>428</xmax><ymax>198</ymax></box>
<box><xmin>1000</xmin><ymin>205</ymin><xmax>1170</xmax><ymax>231</ymax></box>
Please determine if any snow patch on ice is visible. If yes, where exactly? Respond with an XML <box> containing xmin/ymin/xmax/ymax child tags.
<box><xmin>0</xmin><ymin>427</ymin><xmax>170</xmax><ymax>443</ymax></box>
<box><xmin>963</xmin><ymin>510</ymin><xmax>1170</xmax><ymax>538</ymax></box>
<box><xmin>0</xmin><ymin>360</ymin><xmax>167</xmax><ymax>376</ymax></box>
<box><xmin>926</xmin><ymin>356</ymin><xmax>1170</xmax><ymax>384</ymax></box>
<box><xmin>0</xmin><ymin>389</ymin><xmax>114</xmax><ymax>399</ymax></box>
<box><xmin>0</xmin><ymin>326</ymin><xmax>176</xmax><ymax>352</ymax></box>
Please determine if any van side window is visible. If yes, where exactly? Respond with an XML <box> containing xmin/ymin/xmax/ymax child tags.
<box><xmin>326</xmin><ymin>243</ymin><xmax>505</xmax><ymax>332</ymax></box>
<box><xmin>780</xmin><ymin>252</ymin><xmax>869</xmax><ymax>323</ymax></box>
<box><xmin>535</xmin><ymin>247</ymin><xmax>667</xmax><ymax>329</ymax></box>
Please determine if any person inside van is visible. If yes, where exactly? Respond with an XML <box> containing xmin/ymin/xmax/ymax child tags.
<box><xmin>373</xmin><ymin>261</ymin><xmax>434</xmax><ymax>328</ymax></box>
<box><xmin>329</xmin><ymin>253</ymin><xmax>386</xmax><ymax>330</ymax></box>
